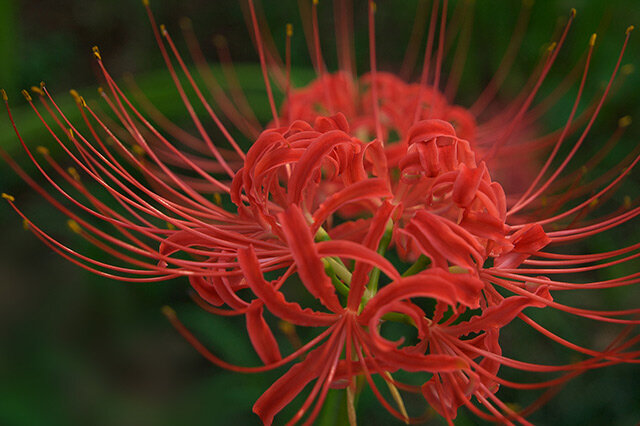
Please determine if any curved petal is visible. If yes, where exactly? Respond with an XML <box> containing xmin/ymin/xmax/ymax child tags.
<box><xmin>444</xmin><ymin>286</ymin><xmax>552</xmax><ymax>337</ymax></box>
<box><xmin>252</xmin><ymin>346</ymin><xmax>325</xmax><ymax>426</ymax></box>
<box><xmin>238</xmin><ymin>245</ymin><xmax>336</xmax><ymax>327</ymax></box>
<box><xmin>246</xmin><ymin>300</ymin><xmax>282</xmax><ymax>364</ymax></box>
<box><xmin>316</xmin><ymin>240</ymin><xmax>400</xmax><ymax>281</ymax></box>
<box><xmin>311</xmin><ymin>178</ymin><xmax>391</xmax><ymax>230</ymax></box>
<box><xmin>360</xmin><ymin>269</ymin><xmax>484</xmax><ymax>324</ymax></box>
<box><xmin>287</xmin><ymin>130</ymin><xmax>354</xmax><ymax>205</ymax></box>
<box><xmin>279</xmin><ymin>205</ymin><xmax>343</xmax><ymax>312</ymax></box>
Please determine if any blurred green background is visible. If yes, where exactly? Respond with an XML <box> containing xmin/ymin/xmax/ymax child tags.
<box><xmin>1</xmin><ymin>0</ymin><xmax>639</xmax><ymax>425</ymax></box>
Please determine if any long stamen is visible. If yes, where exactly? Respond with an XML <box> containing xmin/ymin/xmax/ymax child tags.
<box><xmin>285</xmin><ymin>23</ymin><xmax>293</xmax><ymax>124</ymax></box>
<box><xmin>368</xmin><ymin>0</ymin><xmax>383</xmax><ymax>142</ymax></box>
<box><xmin>509</xmin><ymin>27</ymin><xmax>634</xmax><ymax>215</ymax></box>
<box><xmin>412</xmin><ymin>0</ymin><xmax>440</xmax><ymax>124</ymax></box>
<box><xmin>247</xmin><ymin>0</ymin><xmax>280</xmax><ymax>127</ymax></box>
<box><xmin>484</xmin><ymin>8</ymin><xmax>577</xmax><ymax>160</ymax></box>
<box><xmin>509</xmin><ymin>33</ymin><xmax>597</xmax><ymax>214</ymax></box>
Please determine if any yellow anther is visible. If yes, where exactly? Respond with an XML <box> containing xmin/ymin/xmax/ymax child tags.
<box><xmin>67</xmin><ymin>127</ymin><xmax>75</xmax><ymax>140</ymax></box>
<box><xmin>506</xmin><ymin>403</ymin><xmax>522</xmax><ymax>413</ymax></box>
<box><xmin>166</xmin><ymin>222</ymin><xmax>176</xmax><ymax>230</ymax></box>
<box><xmin>589</xmin><ymin>33</ymin><xmax>597</xmax><ymax>47</ymax></box>
<box><xmin>626</xmin><ymin>25</ymin><xmax>635</xmax><ymax>35</ymax></box>
<box><xmin>621</xmin><ymin>64</ymin><xmax>634</xmax><ymax>75</ymax></box>
<box><xmin>161</xmin><ymin>305</ymin><xmax>177</xmax><ymax>318</ymax></box>
<box><xmin>179</xmin><ymin>17</ymin><xmax>192</xmax><ymax>30</ymax></box>
<box><xmin>570</xmin><ymin>8</ymin><xmax>576</xmax><ymax>18</ymax></box>
<box><xmin>286</xmin><ymin>23</ymin><xmax>293</xmax><ymax>37</ymax></box>
<box><xmin>36</xmin><ymin>146</ymin><xmax>50</xmax><ymax>155</ymax></box>
<box><xmin>278</xmin><ymin>320</ymin><xmax>295</xmax><ymax>335</ymax></box>
<box><xmin>67</xmin><ymin>167</ymin><xmax>81</xmax><ymax>181</ymax></box>
<box><xmin>160</xmin><ymin>24</ymin><xmax>168</xmax><ymax>36</ymax></box>
<box><xmin>69</xmin><ymin>89</ymin><xmax>82</xmax><ymax>104</ymax></box>
<box><xmin>67</xmin><ymin>219</ymin><xmax>82</xmax><ymax>234</ymax></box>
<box><xmin>1</xmin><ymin>193</ymin><xmax>15</xmax><ymax>202</ymax></box>
<box><xmin>624</xmin><ymin>195</ymin><xmax>632</xmax><ymax>209</ymax></box>
<box><xmin>213</xmin><ymin>34</ymin><xmax>227</xmax><ymax>48</ymax></box>
<box><xmin>31</xmin><ymin>86</ymin><xmax>44</xmax><ymax>96</ymax></box>
<box><xmin>22</xmin><ymin>219</ymin><xmax>30</xmax><ymax>230</ymax></box>
<box><xmin>97</xmin><ymin>86</ymin><xmax>105</xmax><ymax>95</ymax></box>
<box><xmin>370</xmin><ymin>1</ymin><xmax>376</xmax><ymax>12</ymax></box>
<box><xmin>448</xmin><ymin>265</ymin><xmax>469</xmax><ymax>274</ymax></box>
<box><xmin>40</xmin><ymin>81</ymin><xmax>46</xmax><ymax>90</ymax></box>
<box><xmin>79</xmin><ymin>96</ymin><xmax>87</xmax><ymax>108</ymax></box>
<box><xmin>21</xmin><ymin>89</ymin><xmax>32</xmax><ymax>102</ymax></box>
<box><xmin>92</xmin><ymin>46</ymin><xmax>102</xmax><ymax>60</ymax></box>
<box><xmin>132</xmin><ymin>145</ymin><xmax>145</xmax><ymax>156</ymax></box>
<box><xmin>589</xmin><ymin>198</ymin><xmax>599</xmax><ymax>208</ymax></box>
<box><xmin>541</xmin><ymin>195</ymin><xmax>548</xmax><ymax>206</ymax></box>
<box><xmin>547</xmin><ymin>42</ymin><xmax>557</xmax><ymax>53</ymax></box>
<box><xmin>312</xmin><ymin>0</ymin><xmax>319</xmax><ymax>5</ymax></box>
<box><xmin>619</xmin><ymin>115</ymin><xmax>632</xmax><ymax>128</ymax></box>
<box><xmin>1</xmin><ymin>89</ymin><xmax>7</xmax><ymax>102</ymax></box>
<box><xmin>213</xmin><ymin>192</ymin><xmax>222</xmax><ymax>206</ymax></box>
<box><xmin>142</xmin><ymin>0</ymin><xmax>149</xmax><ymax>6</ymax></box>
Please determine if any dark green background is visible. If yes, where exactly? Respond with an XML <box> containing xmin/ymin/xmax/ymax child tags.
<box><xmin>1</xmin><ymin>0</ymin><xmax>639</xmax><ymax>425</ymax></box>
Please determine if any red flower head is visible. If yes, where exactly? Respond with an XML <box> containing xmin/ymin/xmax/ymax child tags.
<box><xmin>1</xmin><ymin>0</ymin><xmax>639</xmax><ymax>424</ymax></box>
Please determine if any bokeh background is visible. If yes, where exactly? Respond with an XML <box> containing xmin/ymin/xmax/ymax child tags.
<box><xmin>1</xmin><ymin>0</ymin><xmax>639</xmax><ymax>425</ymax></box>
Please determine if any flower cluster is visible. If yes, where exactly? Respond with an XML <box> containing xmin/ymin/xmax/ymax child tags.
<box><xmin>1</xmin><ymin>0</ymin><xmax>639</xmax><ymax>424</ymax></box>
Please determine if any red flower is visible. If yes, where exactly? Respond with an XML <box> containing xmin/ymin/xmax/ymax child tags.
<box><xmin>1</xmin><ymin>0</ymin><xmax>639</xmax><ymax>424</ymax></box>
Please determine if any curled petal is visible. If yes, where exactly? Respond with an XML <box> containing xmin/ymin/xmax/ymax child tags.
<box><xmin>406</xmin><ymin>211</ymin><xmax>484</xmax><ymax>270</ymax></box>
<box><xmin>253</xmin><ymin>346</ymin><xmax>325</xmax><ymax>426</ymax></box>
<box><xmin>444</xmin><ymin>286</ymin><xmax>552</xmax><ymax>337</ymax></box>
<box><xmin>279</xmin><ymin>205</ymin><xmax>343</xmax><ymax>312</ymax></box>
<box><xmin>452</xmin><ymin>163</ymin><xmax>486</xmax><ymax>207</ymax></box>
<box><xmin>188</xmin><ymin>275</ymin><xmax>224</xmax><ymax>307</ymax></box>
<box><xmin>316</xmin><ymin>240</ymin><xmax>400</xmax><ymax>281</ymax></box>
<box><xmin>238</xmin><ymin>245</ymin><xmax>335</xmax><ymax>327</ymax></box>
<box><xmin>495</xmin><ymin>223</ymin><xmax>551</xmax><ymax>269</ymax></box>
<box><xmin>360</xmin><ymin>269</ymin><xmax>484</xmax><ymax>324</ymax></box>
<box><xmin>459</xmin><ymin>211</ymin><xmax>511</xmax><ymax>252</ymax></box>
<box><xmin>246</xmin><ymin>300</ymin><xmax>282</xmax><ymax>365</ymax></box>
<box><xmin>407</xmin><ymin>119</ymin><xmax>457</xmax><ymax>146</ymax></box>
<box><xmin>312</xmin><ymin>178</ymin><xmax>391</xmax><ymax>230</ymax></box>
<box><xmin>287</xmin><ymin>130</ymin><xmax>354</xmax><ymax>205</ymax></box>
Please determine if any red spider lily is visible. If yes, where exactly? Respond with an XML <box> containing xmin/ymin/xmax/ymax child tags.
<box><xmin>1</xmin><ymin>0</ymin><xmax>639</xmax><ymax>424</ymax></box>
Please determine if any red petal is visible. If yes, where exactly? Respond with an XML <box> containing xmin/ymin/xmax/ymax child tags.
<box><xmin>246</xmin><ymin>300</ymin><xmax>282</xmax><ymax>364</ymax></box>
<box><xmin>360</xmin><ymin>269</ymin><xmax>484</xmax><ymax>323</ymax></box>
<box><xmin>346</xmin><ymin>201</ymin><xmax>397</xmax><ymax>310</ymax></box>
<box><xmin>452</xmin><ymin>163</ymin><xmax>485</xmax><ymax>207</ymax></box>
<box><xmin>316</xmin><ymin>240</ymin><xmax>400</xmax><ymax>282</ymax></box>
<box><xmin>279</xmin><ymin>205</ymin><xmax>343</xmax><ymax>312</ymax></box>
<box><xmin>311</xmin><ymin>178</ymin><xmax>390</xmax><ymax>230</ymax></box>
<box><xmin>238</xmin><ymin>245</ymin><xmax>335</xmax><ymax>327</ymax></box>
<box><xmin>188</xmin><ymin>275</ymin><xmax>224</xmax><ymax>306</ymax></box>
<box><xmin>287</xmin><ymin>130</ymin><xmax>354</xmax><ymax>205</ymax></box>
<box><xmin>444</xmin><ymin>286</ymin><xmax>551</xmax><ymax>336</ymax></box>
<box><xmin>253</xmin><ymin>346</ymin><xmax>325</xmax><ymax>426</ymax></box>
<box><xmin>407</xmin><ymin>211</ymin><xmax>484</xmax><ymax>270</ymax></box>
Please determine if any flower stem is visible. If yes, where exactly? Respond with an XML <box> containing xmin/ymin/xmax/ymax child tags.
<box><xmin>402</xmin><ymin>254</ymin><xmax>430</xmax><ymax>276</ymax></box>
<box><xmin>367</xmin><ymin>218</ymin><xmax>394</xmax><ymax>294</ymax></box>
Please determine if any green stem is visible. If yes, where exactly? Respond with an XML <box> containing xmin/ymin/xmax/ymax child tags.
<box><xmin>326</xmin><ymin>257</ymin><xmax>352</xmax><ymax>285</ymax></box>
<box><xmin>323</xmin><ymin>259</ymin><xmax>350</xmax><ymax>297</ymax></box>
<box><xmin>402</xmin><ymin>254</ymin><xmax>430</xmax><ymax>277</ymax></box>
<box><xmin>367</xmin><ymin>218</ymin><xmax>394</xmax><ymax>294</ymax></box>
<box><xmin>317</xmin><ymin>389</ymin><xmax>350</xmax><ymax>426</ymax></box>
